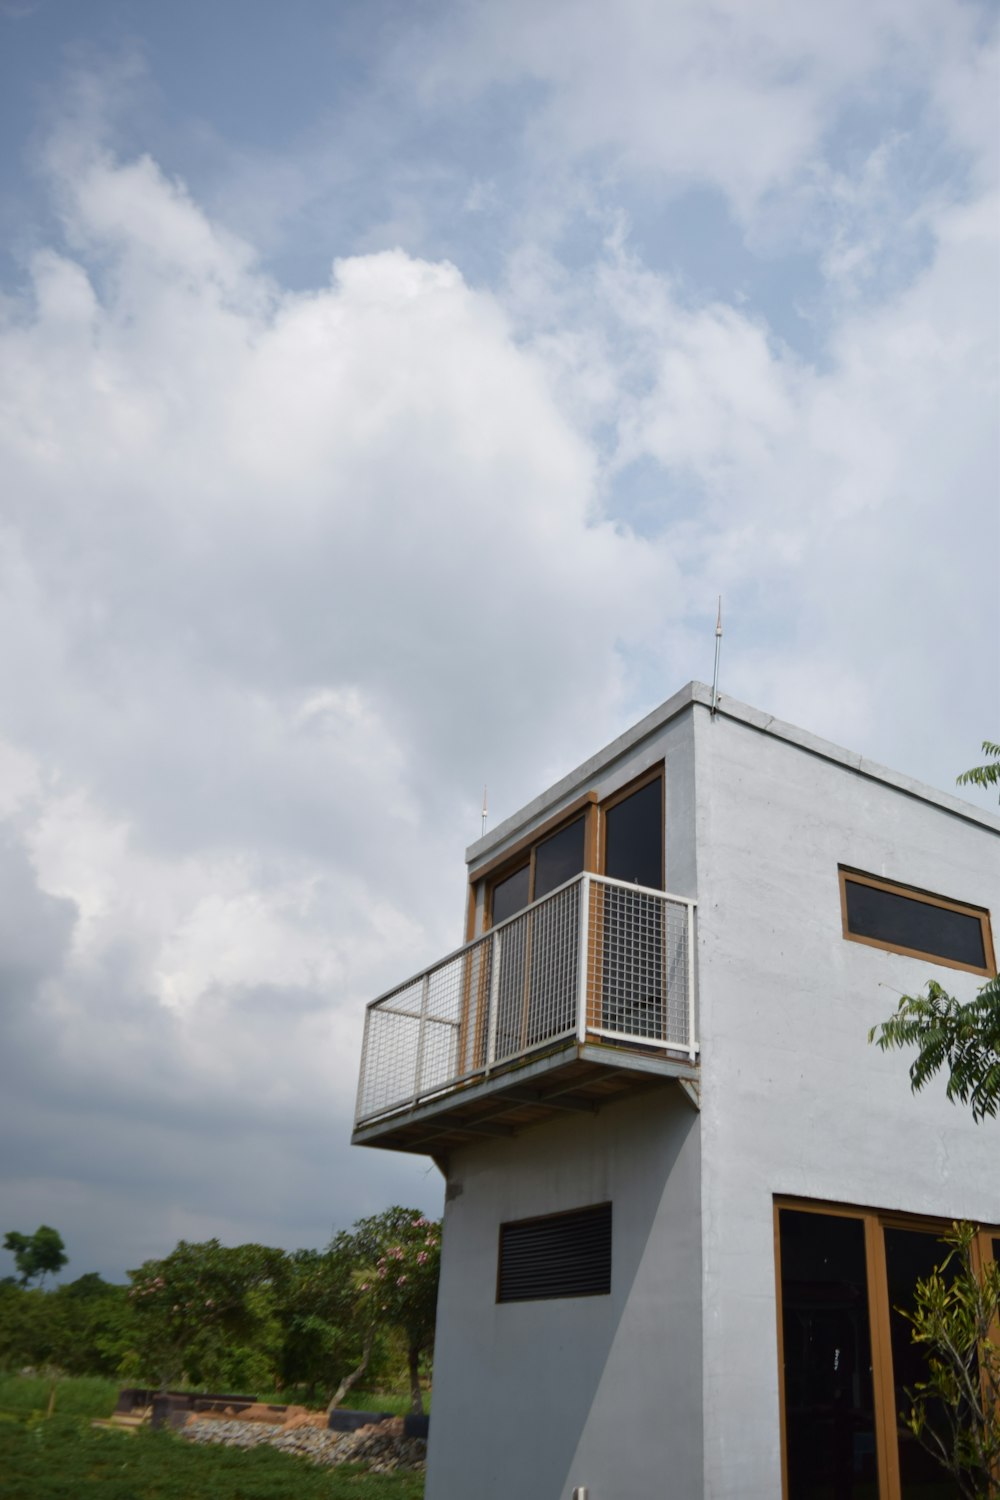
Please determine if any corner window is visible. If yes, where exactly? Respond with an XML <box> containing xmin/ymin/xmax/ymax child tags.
<box><xmin>497</xmin><ymin>1202</ymin><xmax>612</xmax><ymax>1303</ymax></box>
<box><xmin>839</xmin><ymin>868</ymin><xmax>995</xmax><ymax>976</ymax></box>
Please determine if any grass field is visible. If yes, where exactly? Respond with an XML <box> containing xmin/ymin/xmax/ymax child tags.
<box><xmin>0</xmin><ymin>1376</ymin><xmax>425</xmax><ymax>1500</ymax></box>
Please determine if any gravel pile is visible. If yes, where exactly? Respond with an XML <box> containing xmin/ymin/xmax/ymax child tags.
<box><xmin>182</xmin><ymin>1415</ymin><xmax>427</xmax><ymax>1473</ymax></box>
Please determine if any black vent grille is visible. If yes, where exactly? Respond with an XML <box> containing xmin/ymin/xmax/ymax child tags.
<box><xmin>497</xmin><ymin>1203</ymin><xmax>612</xmax><ymax>1303</ymax></box>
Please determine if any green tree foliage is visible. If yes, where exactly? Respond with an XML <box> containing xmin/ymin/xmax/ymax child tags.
<box><xmin>869</xmin><ymin>976</ymin><xmax>1000</xmax><ymax>1123</ymax></box>
<box><xmin>278</xmin><ymin>1244</ymin><xmax>367</xmax><ymax>1399</ymax></box>
<box><xmin>956</xmin><ymin>742</ymin><xmax>1000</xmax><ymax>799</ymax></box>
<box><xmin>126</xmin><ymin>1239</ymin><xmax>290</xmax><ymax>1389</ymax></box>
<box><xmin>3</xmin><ymin>1226</ymin><xmax>68</xmax><ymax>1288</ymax></box>
<box><xmin>348</xmin><ymin>1209</ymin><xmax>441</xmax><ymax>1415</ymax></box>
<box><xmin>897</xmin><ymin>1222</ymin><xmax>1000</xmax><ymax>1499</ymax></box>
<box><xmin>0</xmin><ymin>1210</ymin><xmax>441</xmax><ymax>1409</ymax></box>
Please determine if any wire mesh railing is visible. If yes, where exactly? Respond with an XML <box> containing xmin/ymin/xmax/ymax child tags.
<box><xmin>354</xmin><ymin>874</ymin><xmax>697</xmax><ymax>1127</ymax></box>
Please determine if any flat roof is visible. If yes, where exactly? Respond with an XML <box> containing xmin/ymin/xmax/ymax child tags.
<box><xmin>467</xmin><ymin>681</ymin><xmax>1000</xmax><ymax>868</ymax></box>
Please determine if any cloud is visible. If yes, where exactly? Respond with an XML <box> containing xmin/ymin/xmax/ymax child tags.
<box><xmin>0</xmin><ymin>8</ymin><xmax>995</xmax><ymax>1280</ymax></box>
<box><xmin>414</xmin><ymin>0</ymin><xmax>995</xmax><ymax>219</ymax></box>
<box><xmin>0</xmin><ymin>127</ymin><xmax>673</xmax><ymax>1276</ymax></box>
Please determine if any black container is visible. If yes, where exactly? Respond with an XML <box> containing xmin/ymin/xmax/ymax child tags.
<box><xmin>327</xmin><ymin>1408</ymin><xmax>395</xmax><ymax>1431</ymax></box>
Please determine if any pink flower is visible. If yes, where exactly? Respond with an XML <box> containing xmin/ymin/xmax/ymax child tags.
<box><xmin>397</xmin><ymin>1275</ymin><xmax>408</xmax><ymax>1285</ymax></box>
<box><xmin>359</xmin><ymin>1282</ymin><xmax>369</xmax><ymax>1292</ymax></box>
<box><xmin>416</xmin><ymin>1252</ymin><xmax>428</xmax><ymax>1264</ymax></box>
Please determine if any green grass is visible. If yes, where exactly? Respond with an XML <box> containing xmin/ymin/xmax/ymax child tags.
<box><xmin>333</xmin><ymin>1391</ymin><xmax>422</xmax><ymax>1417</ymax></box>
<box><xmin>0</xmin><ymin>1374</ymin><xmax>425</xmax><ymax>1498</ymax></box>
<box><xmin>0</xmin><ymin>1415</ymin><xmax>425</xmax><ymax>1500</ymax></box>
<box><xmin>272</xmin><ymin>1387</ymin><xmax>428</xmax><ymax>1417</ymax></box>
<box><xmin>0</xmin><ymin>1373</ymin><xmax>120</xmax><ymax>1419</ymax></box>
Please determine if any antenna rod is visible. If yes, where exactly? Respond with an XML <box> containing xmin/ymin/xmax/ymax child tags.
<box><xmin>711</xmin><ymin>597</ymin><xmax>723</xmax><ymax>715</ymax></box>
<box><xmin>481</xmin><ymin>784</ymin><xmax>488</xmax><ymax>837</ymax></box>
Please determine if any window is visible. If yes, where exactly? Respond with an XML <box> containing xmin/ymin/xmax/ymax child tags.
<box><xmin>597</xmin><ymin>769</ymin><xmax>666</xmax><ymax>1038</ymax></box>
<box><xmin>602</xmin><ymin>771</ymin><xmax>663</xmax><ymax>890</ymax></box>
<box><xmin>497</xmin><ymin>1202</ymin><xmax>612</xmax><ymax>1303</ymax></box>
<box><xmin>470</xmin><ymin>768</ymin><xmax>666</xmax><ymax>934</ymax></box>
<box><xmin>839</xmin><ymin>869</ymin><xmax>995</xmax><ymax>977</ymax></box>
<box><xmin>463</xmin><ymin>768</ymin><xmax>666</xmax><ymax>1060</ymax></box>
<box><xmin>775</xmin><ymin>1199</ymin><xmax>1000</xmax><ymax>1500</ymax></box>
<box><xmin>480</xmin><ymin>798</ymin><xmax>596</xmax><ymax>931</ymax></box>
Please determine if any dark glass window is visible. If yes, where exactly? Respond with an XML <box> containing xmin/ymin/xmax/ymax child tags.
<box><xmin>883</xmin><ymin>1228</ymin><xmax>962</xmax><ymax>1497</ymax></box>
<box><xmin>533</xmin><ymin>816</ymin><xmax>586</xmax><ymax>901</ymax></box>
<box><xmin>604</xmin><ymin>777</ymin><xmax>662</xmax><ymax>890</ymax></box>
<box><xmin>491</xmin><ymin>864</ymin><xmax>530</xmax><ymax>926</ymax></box>
<box><xmin>778</xmin><ymin>1208</ymin><xmax>878</xmax><ymax>1499</ymax></box>
<box><xmin>498</xmin><ymin>1203</ymin><xmax>612</xmax><ymax>1303</ymax></box>
<box><xmin>842</xmin><ymin>875</ymin><xmax>988</xmax><ymax>970</ymax></box>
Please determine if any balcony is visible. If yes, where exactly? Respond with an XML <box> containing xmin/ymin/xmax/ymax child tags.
<box><xmin>352</xmin><ymin>873</ymin><xmax>699</xmax><ymax>1154</ymax></box>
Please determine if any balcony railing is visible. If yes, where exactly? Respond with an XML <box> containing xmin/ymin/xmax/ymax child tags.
<box><xmin>354</xmin><ymin>873</ymin><xmax>697</xmax><ymax>1129</ymax></box>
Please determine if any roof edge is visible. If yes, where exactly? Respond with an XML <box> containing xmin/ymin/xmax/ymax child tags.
<box><xmin>466</xmin><ymin>682</ymin><xmax>1000</xmax><ymax>867</ymax></box>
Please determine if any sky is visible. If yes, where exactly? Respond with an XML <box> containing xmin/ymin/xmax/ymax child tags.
<box><xmin>0</xmin><ymin>0</ymin><xmax>997</xmax><ymax>1285</ymax></box>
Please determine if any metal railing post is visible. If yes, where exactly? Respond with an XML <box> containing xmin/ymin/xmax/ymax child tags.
<box><xmin>576</xmin><ymin>874</ymin><xmax>591</xmax><ymax>1043</ymax></box>
<box><xmin>354</xmin><ymin>1009</ymin><xmax>371</xmax><ymax>1125</ymax></box>
<box><xmin>686</xmin><ymin>901</ymin><xmax>697</xmax><ymax>1061</ymax></box>
<box><xmin>413</xmin><ymin>973</ymin><xmax>431</xmax><ymax>1105</ymax></box>
<box><xmin>486</xmin><ymin>931</ymin><xmax>501</xmax><ymax>1071</ymax></box>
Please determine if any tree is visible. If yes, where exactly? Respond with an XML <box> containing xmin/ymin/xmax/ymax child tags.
<box><xmin>956</xmin><ymin>742</ymin><xmax>1000</xmax><ymax>799</ymax></box>
<box><xmin>869</xmin><ymin>976</ymin><xmax>1000</xmax><ymax>1123</ymax></box>
<box><xmin>327</xmin><ymin>1208</ymin><xmax>441</xmax><ymax>1416</ymax></box>
<box><xmin>896</xmin><ymin>1222</ymin><xmax>1000</xmax><ymax>1499</ymax></box>
<box><xmin>3</xmin><ymin>1226</ymin><xmax>68</xmax><ymax>1288</ymax></box>
<box><xmin>127</xmin><ymin>1239</ymin><xmax>290</xmax><ymax>1388</ymax></box>
<box><xmin>278</xmin><ymin>1245</ymin><xmax>363</xmax><ymax>1400</ymax></box>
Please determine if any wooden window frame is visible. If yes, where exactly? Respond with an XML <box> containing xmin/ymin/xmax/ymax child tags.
<box><xmin>466</xmin><ymin>763</ymin><xmax>668</xmax><ymax>937</ymax></box>
<box><xmin>470</xmin><ymin>793</ymin><xmax>599</xmax><ymax>934</ymax></box>
<box><xmin>598</xmin><ymin>764</ymin><xmax>666</xmax><ymax>893</ymax></box>
<box><xmin>773</xmin><ymin>1195</ymin><xmax>1000</xmax><ymax>1500</ymax></box>
<box><xmin>838</xmin><ymin>866</ymin><xmax>996</xmax><ymax>978</ymax></box>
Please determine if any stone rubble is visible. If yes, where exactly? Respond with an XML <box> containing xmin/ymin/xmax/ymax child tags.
<box><xmin>182</xmin><ymin>1411</ymin><xmax>427</xmax><ymax>1473</ymax></box>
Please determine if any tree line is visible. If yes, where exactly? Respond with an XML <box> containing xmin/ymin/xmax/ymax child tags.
<box><xmin>0</xmin><ymin>1207</ymin><xmax>440</xmax><ymax>1415</ymax></box>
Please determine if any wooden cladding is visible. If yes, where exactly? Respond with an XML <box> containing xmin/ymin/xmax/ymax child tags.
<box><xmin>839</xmin><ymin>868</ymin><xmax>995</xmax><ymax>976</ymax></box>
<box><xmin>497</xmin><ymin>1202</ymin><xmax>612</xmax><ymax>1303</ymax></box>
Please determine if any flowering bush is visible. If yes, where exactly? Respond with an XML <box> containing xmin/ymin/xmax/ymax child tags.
<box><xmin>347</xmin><ymin>1209</ymin><xmax>441</xmax><ymax>1415</ymax></box>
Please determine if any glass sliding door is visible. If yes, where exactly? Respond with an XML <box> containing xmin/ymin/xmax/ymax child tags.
<box><xmin>882</xmin><ymin>1228</ymin><xmax>961</xmax><ymax>1498</ymax></box>
<box><xmin>776</xmin><ymin>1201</ymin><xmax>1000</xmax><ymax>1500</ymax></box>
<box><xmin>778</xmin><ymin>1207</ymin><xmax>879</xmax><ymax>1499</ymax></box>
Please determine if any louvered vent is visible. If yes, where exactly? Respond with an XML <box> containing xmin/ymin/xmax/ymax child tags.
<box><xmin>497</xmin><ymin>1202</ymin><xmax>612</xmax><ymax>1303</ymax></box>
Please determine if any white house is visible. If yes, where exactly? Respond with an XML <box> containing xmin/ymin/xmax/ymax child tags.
<box><xmin>352</xmin><ymin>682</ymin><xmax>1000</xmax><ymax>1499</ymax></box>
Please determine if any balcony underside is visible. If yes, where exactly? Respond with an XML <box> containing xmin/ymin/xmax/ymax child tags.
<box><xmin>351</xmin><ymin>1039</ymin><xmax>700</xmax><ymax>1155</ymax></box>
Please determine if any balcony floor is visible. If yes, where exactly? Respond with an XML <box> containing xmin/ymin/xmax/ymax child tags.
<box><xmin>351</xmin><ymin>1040</ymin><xmax>699</xmax><ymax>1155</ymax></box>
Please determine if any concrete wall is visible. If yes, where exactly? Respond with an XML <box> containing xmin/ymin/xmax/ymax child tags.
<box><xmin>425</xmin><ymin>1086</ymin><xmax>703</xmax><ymax>1500</ymax></box>
<box><xmin>693</xmin><ymin>705</ymin><xmax>1000</xmax><ymax>1499</ymax></box>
